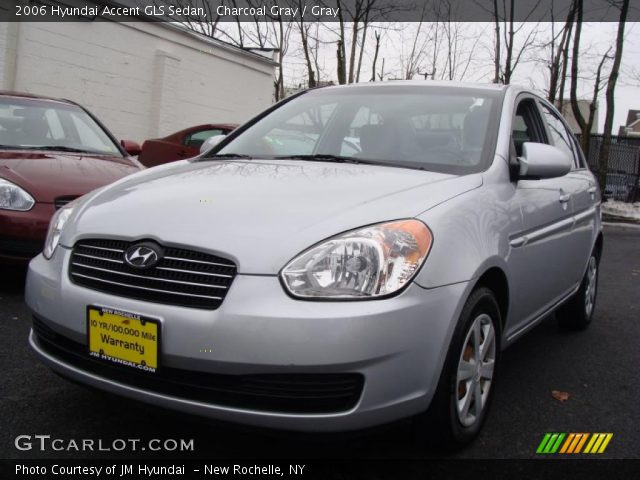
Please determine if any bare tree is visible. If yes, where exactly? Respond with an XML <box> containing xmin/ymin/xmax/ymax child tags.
<box><xmin>329</xmin><ymin>0</ymin><xmax>395</xmax><ymax>84</ymax></box>
<box><xmin>370</xmin><ymin>30</ymin><xmax>381</xmax><ymax>82</ymax></box>
<box><xmin>492</xmin><ymin>0</ymin><xmax>500</xmax><ymax>83</ymax></box>
<box><xmin>402</xmin><ymin>3</ymin><xmax>430</xmax><ymax>80</ymax></box>
<box><xmin>556</xmin><ymin>14</ymin><xmax>574</xmax><ymax>109</ymax></box>
<box><xmin>292</xmin><ymin>0</ymin><xmax>318</xmax><ymax>88</ymax></box>
<box><xmin>597</xmin><ymin>0</ymin><xmax>630</xmax><ymax>192</ymax></box>
<box><xmin>572</xmin><ymin>48</ymin><xmax>612</xmax><ymax>159</ymax></box>
<box><xmin>490</xmin><ymin>0</ymin><xmax>542</xmax><ymax>84</ymax></box>
<box><xmin>545</xmin><ymin>1</ymin><xmax>576</xmax><ymax>104</ymax></box>
<box><xmin>570</xmin><ymin>0</ymin><xmax>595</xmax><ymax>155</ymax></box>
<box><xmin>269</xmin><ymin>15</ymin><xmax>293</xmax><ymax>101</ymax></box>
<box><xmin>439</xmin><ymin>15</ymin><xmax>482</xmax><ymax>81</ymax></box>
<box><xmin>378</xmin><ymin>57</ymin><xmax>386</xmax><ymax>81</ymax></box>
<box><xmin>335</xmin><ymin>2</ymin><xmax>347</xmax><ymax>84</ymax></box>
<box><xmin>354</xmin><ymin>6</ymin><xmax>372</xmax><ymax>82</ymax></box>
<box><xmin>396</xmin><ymin>1</ymin><xmax>479</xmax><ymax>83</ymax></box>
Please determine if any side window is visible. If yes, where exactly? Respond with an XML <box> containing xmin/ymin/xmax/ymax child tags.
<box><xmin>184</xmin><ymin>129</ymin><xmax>223</xmax><ymax>148</ymax></box>
<box><xmin>570</xmin><ymin>135</ymin><xmax>588</xmax><ymax>168</ymax></box>
<box><xmin>539</xmin><ymin>104</ymin><xmax>580</xmax><ymax>168</ymax></box>
<box><xmin>512</xmin><ymin>99</ymin><xmax>545</xmax><ymax>157</ymax></box>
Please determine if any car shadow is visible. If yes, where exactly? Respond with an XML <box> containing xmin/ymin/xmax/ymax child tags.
<box><xmin>0</xmin><ymin>264</ymin><xmax>28</xmax><ymax>293</ymax></box>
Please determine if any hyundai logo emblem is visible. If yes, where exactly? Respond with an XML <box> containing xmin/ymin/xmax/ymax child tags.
<box><xmin>124</xmin><ymin>243</ymin><xmax>162</xmax><ymax>269</ymax></box>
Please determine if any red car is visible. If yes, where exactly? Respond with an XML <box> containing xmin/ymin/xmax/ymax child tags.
<box><xmin>138</xmin><ymin>123</ymin><xmax>237</xmax><ymax>167</ymax></box>
<box><xmin>0</xmin><ymin>91</ymin><xmax>143</xmax><ymax>263</ymax></box>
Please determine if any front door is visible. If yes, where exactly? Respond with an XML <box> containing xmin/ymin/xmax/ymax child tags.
<box><xmin>538</xmin><ymin>101</ymin><xmax>599</xmax><ymax>286</ymax></box>
<box><xmin>505</xmin><ymin>97</ymin><xmax>579</xmax><ymax>338</ymax></box>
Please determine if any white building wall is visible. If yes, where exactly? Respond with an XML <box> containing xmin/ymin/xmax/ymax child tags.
<box><xmin>0</xmin><ymin>22</ymin><xmax>19</xmax><ymax>90</ymax></box>
<box><xmin>0</xmin><ymin>21</ymin><xmax>274</xmax><ymax>143</ymax></box>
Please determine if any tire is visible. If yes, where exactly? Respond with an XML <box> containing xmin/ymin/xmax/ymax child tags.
<box><xmin>557</xmin><ymin>250</ymin><xmax>599</xmax><ymax>330</ymax></box>
<box><xmin>413</xmin><ymin>287</ymin><xmax>501</xmax><ymax>450</ymax></box>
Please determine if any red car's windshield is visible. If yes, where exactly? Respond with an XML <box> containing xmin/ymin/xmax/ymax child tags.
<box><xmin>0</xmin><ymin>97</ymin><xmax>121</xmax><ymax>156</ymax></box>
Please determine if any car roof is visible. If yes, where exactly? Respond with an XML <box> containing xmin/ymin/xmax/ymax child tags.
<box><xmin>318</xmin><ymin>80</ymin><xmax>512</xmax><ymax>92</ymax></box>
<box><xmin>0</xmin><ymin>90</ymin><xmax>75</xmax><ymax>105</ymax></box>
<box><xmin>192</xmin><ymin>123</ymin><xmax>238</xmax><ymax>130</ymax></box>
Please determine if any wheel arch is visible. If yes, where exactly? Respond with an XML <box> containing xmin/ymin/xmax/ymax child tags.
<box><xmin>470</xmin><ymin>266</ymin><xmax>509</xmax><ymax>332</ymax></box>
<box><xmin>594</xmin><ymin>231</ymin><xmax>604</xmax><ymax>262</ymax></box>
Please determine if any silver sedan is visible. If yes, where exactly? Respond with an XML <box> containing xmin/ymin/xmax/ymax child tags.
<box><xmin>26</xmin><ymin>82</ymin><xmax>602</xmax><ymax>448</ymax></box>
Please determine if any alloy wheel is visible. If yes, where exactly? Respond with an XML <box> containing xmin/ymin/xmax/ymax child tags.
<box><xmin>584</xmin><ymin>256</ymin><xmax>597</xmax><ymax>318</ymax></box>
<box><xmin>455</xmin><ymin>313</ymin><xmax>496</xmax><ymax>428</ymax></box>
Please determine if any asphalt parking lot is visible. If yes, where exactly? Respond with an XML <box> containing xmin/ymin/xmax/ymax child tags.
<box><xmin>1</xmin><ymin>224</ymin><xmax>638</xmax><ymax>460</ymax></box>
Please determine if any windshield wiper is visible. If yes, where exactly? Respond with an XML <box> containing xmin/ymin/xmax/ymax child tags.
<box><xmin>201</xmin><ymin>153</ymin><xmax>254</xmax><ymax>160</ymax></box>
<box><xmin>200</xmin><ymin>153</ymin><xmax>426</xmax><ymax>171</ymax></box>
<box><xmin>26</xmin><ymin>146</ymin><xmax>101</xmax><ymax>154</ymax></box>
<box><xmin>273</xmin><ymin>154</ymin><xmax>365</xmax><ymax>164</ymax></box>
<box><xmin>273</xmin><ymin>154</ymin><xmax>416</xmax><ymax>169</ymax></box>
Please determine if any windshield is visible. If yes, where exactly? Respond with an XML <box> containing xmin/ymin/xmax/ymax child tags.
<box><xmin>0</xmin><ymin>97</ymin><xmax>121</xmax><ymax>155</ymax></box>
<box><xmin>213</xmin><ymin>86</ymin><xmax>502</xmax><ymax>174</ymax></box>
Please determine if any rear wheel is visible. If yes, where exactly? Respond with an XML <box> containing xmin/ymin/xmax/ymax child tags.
<box><xmin>414</xmin><ymin>287</ymin><xmax>500</xmax><ymax>449</ymax></box>
<box><xmin>557</xmin><ymin>251</ymin><xmax>599</xmax><ymax>330</ymax></box>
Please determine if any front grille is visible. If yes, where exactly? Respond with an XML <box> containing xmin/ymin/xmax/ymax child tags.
<box><xmin>32</xmin><ymin>317</ymin><xmax>364</xmax><ymax>414</ymax></box>
<box><xmin>69</xmin><ymin>239</ymin><xmax>237</xmax><ymax>309</ymax></box>
<box><xmin>54</xmin><ymin>196</ymin><xmax>78</xmax><ymax>210</ymax></box>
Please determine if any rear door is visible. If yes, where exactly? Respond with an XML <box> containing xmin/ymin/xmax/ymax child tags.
<box><xmin>505</xmin><ymin>96</ymin><xmax>580</xmax><ymax>337</ymax></box>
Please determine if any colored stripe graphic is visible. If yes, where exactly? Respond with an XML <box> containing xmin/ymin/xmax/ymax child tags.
<box><xmin>536</xmin><ymin>433</ymin><xmax>565</xmax><ymax>453</ymax></box>
<box><xmin>537</xmin><ymin>433</ymin><xmax>612</xmax><ymax>454</ymax></box>
<box><xmin>536</xmin><ymin>433</ymin><xmax>552</xmax><ymax>454</ymax></box>
<box><xmin>550</xmin><ymin>433</ymin><xmax>565</xmax><ymax>453</ymax></box>
<box><xmin>597</xmin><ymin>433</ymin><xmax>613</xmax><ymax>453</ymax></box>
<box><xmin>573</xmin><ymin>433</ymin><xmax>589</xmax><ymax>453</ymax></box>
<box><xmin>559</xmin><ymin>433</ymin><xmax>575</xmax><ymax>453</ymax></box>
<box><xmin>584</xmin><ymin>433</ymin><xmax>614</xmax><ymax>454</ymax></box>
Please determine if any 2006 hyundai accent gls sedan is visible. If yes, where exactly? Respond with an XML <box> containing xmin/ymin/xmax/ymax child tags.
<box><xmin>26</xmin><ymin>82</ymin><xmax>602</xmax><ymax>447</ymax></box>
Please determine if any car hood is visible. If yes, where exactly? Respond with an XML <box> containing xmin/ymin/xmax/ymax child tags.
<box><xmin>0</xmin><ymin>151</ymin><xmax>139</xmax><ymax>203</ymax></box>
<box><xmin>63</xmin><ymin>159</ymin><xmax>482</xmax><ymax>274</ymax></box>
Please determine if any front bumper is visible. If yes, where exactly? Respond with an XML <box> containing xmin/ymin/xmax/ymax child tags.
<box><xmin>26</xmin><ymin>247</ymin><xmax>467</xmax><ymax>432</ymax></box>
<box><xmin>0</xmin><ymin>203</ymin><xmax>53</xmax><ymax>262</ymax></box>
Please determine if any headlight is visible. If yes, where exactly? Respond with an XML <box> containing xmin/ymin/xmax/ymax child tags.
<box><xmin>281</xmin><ymin>219</ymin><xmax>433</xmax><ymax>299</ymax></box>
<box><xmin>0</xmin><ymin>178</ymin><xmax>35</xmax><ymax>211</ymax></box>
<box><xmin>43</xmin><ymin>204</ymin><xmax>75</xmax><ymax>259</ymax></box>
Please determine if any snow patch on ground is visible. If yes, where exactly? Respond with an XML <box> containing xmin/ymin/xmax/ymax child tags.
<box><xmin>602</xmin><ymin>200</ymin><xmax>640</xmax><ymax>221</ymax></box>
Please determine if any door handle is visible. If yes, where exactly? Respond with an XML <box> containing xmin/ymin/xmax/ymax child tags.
<box><xmin>587</xmin><ymin>186</ymin><xmax>597</xmax><ymax>194</ymax></box>
<box><xmin>176</xmin><ymin>150</ymin><xmax>188</xmax><ymax>158</ymax></box>
<box><xmin>559</xmin><ymin>193</ymin><xmax>571</xmax><ymax>203</ymax></box>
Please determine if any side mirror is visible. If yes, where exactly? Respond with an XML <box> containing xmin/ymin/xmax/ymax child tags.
<box><xmin>518</xmin><ymin>142</ymin><xmax>572</xmax><ymax>179</ymax></box>
<box><xmin>120</xmin><ymin>139</ymin><xmax>142</xmax><ymax>156</ymax></box>
<box><xmin>200</xmin><ymin>134</ymin><xmax>227</xmax><ymax>154</ymax></box>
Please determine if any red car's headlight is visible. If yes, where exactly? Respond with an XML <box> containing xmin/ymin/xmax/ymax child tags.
<box><xmin>0</xmin><ymin>178</ymin><xmax>35</xmax><ymax>211</ymax></box>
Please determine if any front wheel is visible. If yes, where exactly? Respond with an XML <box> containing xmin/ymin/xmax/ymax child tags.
<box><xmin>414</xmin><ymin>287</ymin><xmax>501</xmax><ymax>449</ymax></box>
<box><xmin>557</xmin><ymin>251</ymin><xmax>599</xmax><ymax>330</ymax></box>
